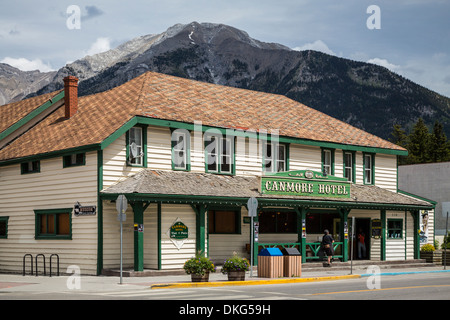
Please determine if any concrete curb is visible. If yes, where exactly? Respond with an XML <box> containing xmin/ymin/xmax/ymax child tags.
<box><xmin>360</xmin><ymin>269</ymin><xmax>450</xmax><ymax>277</ymax></box>
<box><xmin>150</xmin><ymin>274</ymin><xmax>361</xmax><ymax>289</ymax></box>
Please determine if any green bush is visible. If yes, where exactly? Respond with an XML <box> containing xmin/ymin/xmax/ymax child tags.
<box><xmin>420</xmin><ymin>243</ymin><xmax>435</xmax><ymax>252</ymax></box>
<box><xmin>183</xmin><ymin>253</ymin><xmax>216</xmax><ymax>275</ymax></box>
<box><xmin>222</xmin><ymin>252</ymin><xmax>250</xmax><ymax>274</ymax></box>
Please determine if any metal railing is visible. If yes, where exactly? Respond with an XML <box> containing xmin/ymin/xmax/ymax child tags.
<box><xmin>22</xmin><ymin>254</ymin><xmax>60</xmax><ymax>277</ymax></box>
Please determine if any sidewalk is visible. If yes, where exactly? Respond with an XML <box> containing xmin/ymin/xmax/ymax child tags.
<box><xmin>1</xmin><ymin>265</ymin><xmax>450</xmax><ymax>294</ymax></box>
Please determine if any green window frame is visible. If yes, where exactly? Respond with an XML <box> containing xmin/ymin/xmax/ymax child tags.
<box><xmin>263</xmin><ymin>142</ymin><xmax>288</xmax><ymax>173</ymax></box>
<box><xmin>321</xmin><ymin>148</ymin><xmax>335</xmax><ymax>176</ymax></box>
<box><xmin>126</xmin><ymin>126</ymin><xmax>147</xmax><ymax>167</ymax></box>
<box><xmin>204</xmin><ymin>133</ymin><xmax>235</xmax><ymax>175</ymax></box>
<box><xmin>363</xmin><ymin>153</ymin><xmax>375</xmax><ymax>185</ymax></box>
<box><xmin>208</xmin><ymin>209</ymin><xmax>241</xmax><ymax>234</ymax></box>
<box><xmin>387</xmin><ymin>219</ymin><xmax>403</xmax><ymax>239</ymax></box>
<box><xmin>0</xmin><ymin>216</ymin><xmax>9</xmax><ymax>239</ymax></box>
<box><xmin>34</xmin><ymin>208</ymin><xmax>72</xmax><ymax>240</ymax></box>
<box><xmin>21</xmin><ymin>160</ymin><xmax>40</xmax><ymax>174</ymax></box>
<box><xmin>63</xmin><ymin>153</ymin><xmax>86</xmax><ymax>168</ymax></box>
<box><xmin>171</xmin><ymin>129</ymin><xmax>191</xmax><ymax>171</ymax></box>
<box><xmin>343</xmin><ymin>151</ymin><xmax>355</xmax><ymax>182</ymax></box>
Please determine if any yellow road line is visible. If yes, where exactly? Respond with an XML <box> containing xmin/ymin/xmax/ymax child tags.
<box><xmin>311</xmin><ymin>284</ymin><xmax>450</xmax><ymax>295</ymax></box>
<box><xmin>151</xmin><ymin>274</ymin><xmax>361</xmax><ymax>289</ymax></box>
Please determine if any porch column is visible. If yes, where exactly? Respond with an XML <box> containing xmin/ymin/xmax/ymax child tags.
<box><xmin>192</xmin><ymin>205</ymin><xmax>207</xmax><ymax>256</ymax></box>
<box><xmin>339</xmin><ymin>208</ymin><xmax>350</xmax><ymax>262</ymax></box>
<box><xmin>296</xmin><ymin>207</ymin><xmax>307</xmax><ymax>263</ymax></box>
<box><xmin>381</xmin><ymin>209</ymin><xmax>386</xmax><ymax>261</ymax></box>
<box><xmin>131</xmin><ymin>201</ymin><xmax>150</xmax><ymax>271</ymax></box>
<box><xmin>412</xmin><ymin>210</ymin><xmax>420</xmax><ymax>259</ymax></box>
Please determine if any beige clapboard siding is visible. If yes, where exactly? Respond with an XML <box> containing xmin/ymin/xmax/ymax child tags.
<box><xmin>148</xmin><ymin>126</ymin><xmax>172</xmax><ymax>171</ymax></box>
<box><xmin>235</xmin><ymin>137</ymin><xmax>263</xmax><ymax>176</ymax></box>
<box><xmin>374</xmin><ymin>154</ymin><xmax>397</xmax><ymax>192</ymax></box>
<box><xmin>290</xmin><ymin>145</ymin><xmax>322</xmax><ymax>172</ymax></box>
<box><xmin>0</xmin><ymin>152</ymin><xmax>98</xmax><ymax>275</ymax></box>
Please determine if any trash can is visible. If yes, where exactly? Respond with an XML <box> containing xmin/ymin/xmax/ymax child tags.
<box><xmin>281</xmin><ymin>248</ymin><xmax>301</xmax><ymax>277</ymax></box>
<box><xmin>257</xmin><ymin>248</ymin><xmax>284</xmax><ymax>278</ymax></box>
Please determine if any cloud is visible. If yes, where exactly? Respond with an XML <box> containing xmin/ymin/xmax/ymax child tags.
<box><xmin>292</xmin><ymin>40</ymin><xmax>336</xmax><ymax>56</ymax></box>
<box><xmin>84</xmin><ymin>5</ymin><xmax>104</xmax><ymax>20</ymax></box>
<box><xmin>84</xmin><ymin>37</ymin><xmax>111</xmax><ymax>56</ymax></box>
<box><xmin>366</xmin><ymin>58</ymin><xmax>400</xmax><ymax>72</ymax></box>
<box><xmin>0</xmin><ymin>57</ymin><xmax>54</xmax><ymax>72</ymax></box>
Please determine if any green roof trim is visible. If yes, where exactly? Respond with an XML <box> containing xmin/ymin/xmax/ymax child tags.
<box><xmin>0</xmin><ymin>90</ymin><xmax>65</xmax><ymax>142</ymax></box>
<box><xmin>398</xmin><ymin>190</ymin><xmax>437</xmax><ymax>206</ymax></box>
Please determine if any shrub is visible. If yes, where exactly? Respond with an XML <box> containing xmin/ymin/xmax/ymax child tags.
<box><xmin>420</xmin><ymin>244</ymin><xmax>435</xmax><ymax>252</ymax></box>
<box><xmin>222</xmin><ymin>252</ymin><xmax>250</xmax><ymax>274</ymax></box>
<box><xmin>183</xmin><ymin>253</ymin><xmax>216</xmax><ymax>275</ymax></box>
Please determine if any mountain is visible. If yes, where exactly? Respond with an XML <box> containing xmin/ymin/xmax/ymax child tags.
<box><xmin>10</xmin><ymin>22</ymin><xmax>450</xmax><ymax>140</ymax></box>
<box><xmin>0</xmin><ymin>63</ymin><xmax>56</xmax><ymax>105</ymax></box>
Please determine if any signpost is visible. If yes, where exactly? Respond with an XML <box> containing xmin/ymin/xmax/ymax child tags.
<box><xmin>350</xmin><ymin>216</ymin><xmax>355</xmax><ymax>274</ymax></box>
<box><xmin>247</xmin><ymin>197</ymin><xmax>258</xmax><ymax>278</ymax></box>
<box><xmin>116</xmin><ymin>195</ymin><xmax>127</xmax><ymax>284</ymax></box>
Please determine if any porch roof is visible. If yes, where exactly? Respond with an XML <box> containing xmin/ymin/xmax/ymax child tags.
<box><xmin>100</xmin><ymin>170</ymin><xmax>434</xmax><ymax>210</ymax></box>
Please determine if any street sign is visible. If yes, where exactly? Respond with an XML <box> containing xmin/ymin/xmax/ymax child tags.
<box><xmin>247</xmin><ymin>197</ymin><xmax>258</xmax><ymax>217</ymax></box>
<box><xmin>116</xmin><ymin>195</ymin><xmax>127</xmax><ymax>222</ymax></box>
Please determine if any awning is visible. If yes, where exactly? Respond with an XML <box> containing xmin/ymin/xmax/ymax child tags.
<box><xmin>100</xmin><ymin>169</ymin><xmax>434</xmax><ymax>210</ymax></box>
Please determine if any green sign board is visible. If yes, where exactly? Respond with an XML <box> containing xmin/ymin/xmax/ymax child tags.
<box><xmin>170</xmin><ymin>221</ymin><xmax>189</xmax><ymax>240</ymax></box>
<box><xmin>261</xmin><ymin>170</ymin><xmax>351</xmax><ymax>199</ymax></box>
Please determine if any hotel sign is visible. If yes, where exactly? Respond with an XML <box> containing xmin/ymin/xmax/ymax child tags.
<box><xmin>170</xmin><ymin>221</ymin><xmax>189</xmax><ymax>240</ymax></box>
<box><xmin>260</xmin><ymin>170</ymin><xmax>351</xmax><ymax>199</ymax></box>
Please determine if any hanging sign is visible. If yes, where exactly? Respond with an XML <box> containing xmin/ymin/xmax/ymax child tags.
<box><xmin>260</xmin><ymin>170</ymin><xmax>351</xmax><ymax>199</ymax></box>
<box><xmin>170</xmin><ymin>221</ymin><xmax>189</xmax><ymax>240</ymax></box>
<box><xmin>74</xmin><ymin>202</ymin><xmax>96</xmax><ymax>216</ymax></box>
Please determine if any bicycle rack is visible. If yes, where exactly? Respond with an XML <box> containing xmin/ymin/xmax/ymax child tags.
<box><xmin>22</xmin><ymin>254</ymin><xmax>33</xmax><ymax>276</ymax></box>
<box><xmin>49</xmin><ymin>254</ymin><xmax>59</xmax><ymax>277</ymax></box>
<box><xmin>35</xmin><ymin>254</ymin><xmax>46</xmax><ymax>277</ymax></box>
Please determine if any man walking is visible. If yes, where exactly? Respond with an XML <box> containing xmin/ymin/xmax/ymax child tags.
<box><xmin>322</xmin><ymin>229</ymin><xmax>334</xmax><ymax>267</ymax></box>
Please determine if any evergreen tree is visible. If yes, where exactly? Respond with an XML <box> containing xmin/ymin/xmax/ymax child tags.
<box><xmin>429</xmin><ymin>121</ymin><xmax>450</xmax><ymax>162</ymax></box>
<box><xmin>406</xmin><ymin>118</ymin><xmax>431</xmax><ymax>164</ymax></box>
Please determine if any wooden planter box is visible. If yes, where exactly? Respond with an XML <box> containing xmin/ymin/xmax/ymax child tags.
<box><xmin>421</xmin><ymin>250</ymin><xmax>442</xmax><ymax>264</ymax></box>
<box><xmin>442</xmin><ymin>251</ymin><xmax>450</xmax><ymax>265</ymax></box>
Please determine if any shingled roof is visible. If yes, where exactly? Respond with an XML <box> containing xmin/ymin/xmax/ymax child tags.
<box><xmin>0</xmin><ymin>71</ymin><xmax>405</xmax><ymax>162</ymax></box>
<box><xmin>101</xmin><ymin>169</ymin><xmax>432</xmax><ymax>209</ymax></box>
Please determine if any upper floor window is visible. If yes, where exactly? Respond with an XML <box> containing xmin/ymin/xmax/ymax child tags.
<box><xmin>264</xmin><ymin>142</ymin><xmax>287</xmax><ymax>173</ymax></box>
<box><xmin>364</xmin><ymin>153</ymin><xmax>374</xmax><ymax>185</ymax></box>
<box><xmin>63</xmin><ymin>153</ymin><xmax>85</xmax><ymax>168</ymax></box>
<box><xmin>205</xmin><ymin>134</ymin><xmax>234</xmax><ymax>174</ymax></box>
<box><xmin>321</xmin><ymin>148</ymin><xmax>334</xmax><ymax>176</ymax></box>
<box><xmin>172</xmin><ymin>129</ymin><xmax>190</xmax><ymax>171</ymax></box>
<box><xmin>343</xmin><ymin>151</ymin><xmax>355</xmax><ymax>182</ymax></box>
<box><xmin>127</xmin><ymin>126</ymin><xmax>146</xmax><ymax>167</ymax></box>
<box><xmin>21</xmin><ymin>160</ymin><xmax>40</xmax><ymax>174</ymax></box>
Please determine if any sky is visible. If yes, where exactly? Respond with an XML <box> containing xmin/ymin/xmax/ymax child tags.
<box><xmin>0</xmin><ymin>0</ymin><xmax>449</xmax><ymax>97</ymax></box>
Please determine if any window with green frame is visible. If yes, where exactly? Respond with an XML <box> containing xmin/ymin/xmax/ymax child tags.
<box><xmin>387</xmin><ymin>219</ymin><xmax>403</xmax><ymax>239</ymax></box>
<box><xmin>0</xmin><ymin>216</ymin><xmax>9</xmax><ymax>239</ymax></box>
<box><xmin>34</xmin><ymin>208</ymin><xmax>72</xmax><ymax>240</ymax></box>
<box><xmin>343</xmin><ymin>151</ymin><xmax>355</xmax><ymax>182</ymax></box>
<box><xmin>263</xmin><ymin>142</ymin><xmax>288</xmax><ymax>173</ymax></box>
<box><xmin>126</xmin><ymin>126</ymin><xmax>147</xmax><ymax>167</ymax></box>
<box><xmin>208</xmin><ymin>209</ymin><xmax>241</xmax><ymax>234</ymax></box>
<box><xmin>321</xmin><ymin>148</ymin><xmax>335</xmax><ymax>176</ymax></box>
<box><xmin>171</xmin><ymin>129</ymin><xmax>191</xmax><ymax>171</ymax></box>
<box><xmin>363</xmin><ymin>153</ymin><xmax>375</xmax><ymax>185</ymax></box>
<box><xmin>21</xmin><ymin>160</ymin><xmax>40</xmax><ymax>174</ymax></box>
<box><xmin>63</xmin><ymin>153</ymin><xmax>85</xmax><ymax>168</ymax></box>
<box><xmin>204</xmin><ymin>133</ymin><xmax>234</xmax><ymax>174</ymax></box>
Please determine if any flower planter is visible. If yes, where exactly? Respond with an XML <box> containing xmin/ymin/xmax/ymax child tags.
<box><xmin>191</xmin><ymin>272</ymin><xmax>210</xmax><ymax>282</ymax></box>
<box><xmin>227</xmin><ymin>270</ymin><xmax>246</xmax><ymax>281</ymax></box>
<box><xmin>421</xmin><ymin>250</ymin><xmax>442</xmax><ymax>264</ymax></box>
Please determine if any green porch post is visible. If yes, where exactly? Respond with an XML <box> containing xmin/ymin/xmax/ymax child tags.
<box><xmin>381</xmin><ymin>209</ymin><xmax>386</xmax><ymax>261</ymax></box>
<box><xmin>412</xmin><ymin>210</ymin><xmax>420</xmax><ymax>259</ymax></box>
<box><xmin>131</xmin><ymin>202</ymin><xmax>150</xmax><ymax>271</ymax></box>
<box><xmin>296</xmin><ymin>207</ymin><xmax>307</xmax><ymax>263</ymax></box>
<box><xmin>192</xmin><ymin>205</ymin><xmax>207</xmax><ymax>256</ymax></box>
<box><xmin>339</xmin><ymin>208</ymin><xmax>350</xmax><ymax>262</ymax></box>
